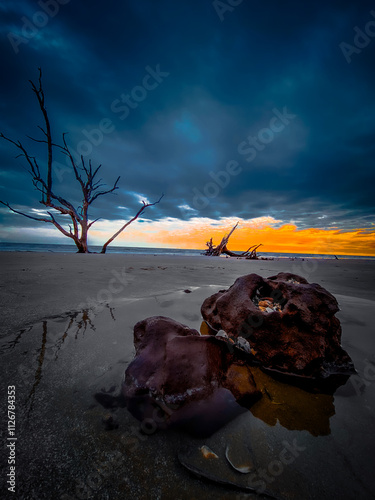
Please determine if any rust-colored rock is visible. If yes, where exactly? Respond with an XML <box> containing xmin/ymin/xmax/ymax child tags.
<box><xmin>123</xmin><ymin>316</ymin><xmax>261</xmax><ymax>432</ymax></box>
<box><xmin>201</xmin><ymin>272</ymin><xmax>355</xmax><ymax>379</ymax></box>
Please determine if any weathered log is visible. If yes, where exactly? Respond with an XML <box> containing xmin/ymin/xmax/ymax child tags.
<box><xmin>245</xmin><ymin>244</ymin><xmax>262</xmax><ymax>259</ymax></box>
<box><xmin>204</xmin><ymin>223</ymin><xmax>262</xmax><ymax>259</ymax></box>
<box><xmin>205</xmin><ymin>222</ymin><xmax>239</xmax><ymax>256</ymax></box>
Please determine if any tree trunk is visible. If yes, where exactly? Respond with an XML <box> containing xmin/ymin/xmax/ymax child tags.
<box><xmin>75</xmin><ymin>241</ymin><xmax>89</xmax><ymax>253</ymax></box>
<box><xmin>76</xmin><ymin>217</ymin><xmax>90</xmax><ymax>253</ymax></box>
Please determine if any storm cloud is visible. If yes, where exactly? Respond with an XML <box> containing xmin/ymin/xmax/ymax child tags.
<box><xmin>0</xmin><ymin>0</ymin><xmax>374</xmax><ymax>244</ymax></box>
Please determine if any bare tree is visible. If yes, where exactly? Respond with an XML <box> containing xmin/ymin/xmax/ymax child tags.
<box><xmin>204</xmin><ymin>222</ymin><xmax>262</xmax><ymax>259</ymax></box>
<box><xmin>0</xmin><ymin>69</ymin><xmax>163</xmax><ymax>253</ymax></box>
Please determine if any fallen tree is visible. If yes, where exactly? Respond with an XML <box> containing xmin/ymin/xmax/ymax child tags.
<box><xmin>204</xmin><ymin>222</ymin><xmax>262</xmax><ymax>259</ymax></box>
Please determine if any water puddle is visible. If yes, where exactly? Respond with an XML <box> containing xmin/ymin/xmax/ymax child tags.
<box><xmin>0</xmin><ymin>288</ymin><xmax>374</xmax><ymax>499</ymax></box>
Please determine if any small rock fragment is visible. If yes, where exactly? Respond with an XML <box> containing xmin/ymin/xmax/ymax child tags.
<box><xmin>200</xmin><ymin>445</ymin><xmax>219</xmax><ymax>459</ymax></box>
<box><xmin>225</xmin><ymin>445</ymin><xmax>253</xmax><ymax>474</ymax></box>
<box><xmin>216</xmin><ymin>330</ymin><xmax>228</xmax><ymax>339</ymax></box>
<box><xmin>236</xmin><ymin>337</ymin><xmax>251</xmax><ymax>353</ymax></box>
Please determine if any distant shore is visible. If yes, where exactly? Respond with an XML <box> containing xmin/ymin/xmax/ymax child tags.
<box><xmin>0</xmin><ymin>242</ymin><xmax>374</xmax><ymax>260</ymax></box>
<box><xmin>1</xmin><ymin>251</ymin><xmax>374</xmax><ymax>337</ymax></box>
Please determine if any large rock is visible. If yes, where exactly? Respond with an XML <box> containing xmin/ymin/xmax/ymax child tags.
<box><xmin>123</xmin><ymin>316</ymin><xmax>261</xmax><ymax>434</ymax></box>
<box><xmin>201</xmin><ymin>272</ymin><xmax>355</xmax><ymax>379</ymax></box>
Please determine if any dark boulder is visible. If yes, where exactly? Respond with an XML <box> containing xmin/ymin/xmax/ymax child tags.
<box><xmin>123</xmin><ymin>316</ymin><xmax>261</xmax><ymax>434</ymax></box>
<box><xmin>201</xmin><ymin>272</ymin><xmax>355</xmax><ymax>379</ymax></box>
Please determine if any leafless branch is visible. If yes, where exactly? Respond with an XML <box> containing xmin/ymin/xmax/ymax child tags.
<box><xmin>0</xmin><ymin>200</ymin><xmax>53</xmax><ymax>223</ymax></box>
<box><xmin>100</xmin><ymin>193</ymin><xmax>164</xmax><ymax>253</ymax></box>
<box><xmin>90</xmin><ymin>176</ymin><xmax>120</xmax><ymax>203</ymax></box>
<box><xmin>87</xmin><ymin>217</ymin><xmax>101</xmax><ymax>229</ymax></box>
<box><xmin>29</xmin><ymin>67</ymin><xmax>53</xmax><ymax>201</ymax></box>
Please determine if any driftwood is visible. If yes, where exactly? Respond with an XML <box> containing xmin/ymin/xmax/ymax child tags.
<box><xmin>204</xmin><ymin>222</ymin><xmax>262</xmax><ymax>259</ymax></box>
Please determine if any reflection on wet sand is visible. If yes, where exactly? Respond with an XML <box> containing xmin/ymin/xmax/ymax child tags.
<box><xmin>199</xmin><ymin>321</ymin><xmax>348</xmax><ymax>437</ymax></box>
<box><xmin>122</xmin><ymin>353</ymin><xmax>342</xmax><ymax>439</ymax></box>
<box><xmin>26</xmin><ymin>320</ymin><xmax>47</xmax><ymax>416</ymax></box>
<box><xmin>9</xmin><ymin>309</ymin><xmax>100</xmax><ymax>419</ymax></box>
<box><xmin>249</xmin><ymin>367</ymin><xmax>335</xmax><ymax>436</ymax></box>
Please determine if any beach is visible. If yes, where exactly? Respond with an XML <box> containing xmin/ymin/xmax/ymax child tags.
<box><xmin>1</xmin><ymin>251</ymin><xmax>374</xmax><ymax>336</ymax></box>
<box><xmin>0</xmin><ymin>252</ymin><xmax>375</xmax><ymax>499</ymax></box>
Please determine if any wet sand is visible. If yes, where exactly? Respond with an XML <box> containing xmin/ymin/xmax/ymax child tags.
<box><xmin>0</xmin><ymin>252</ymin><xmax>374</xmax><ymax>499</ymax></box>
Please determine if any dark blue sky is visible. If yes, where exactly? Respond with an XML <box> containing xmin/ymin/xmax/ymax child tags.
<box><xmin>0</xmin><ymin>0</ymin><xmax>374</xmax><ymax>243</ymax></box>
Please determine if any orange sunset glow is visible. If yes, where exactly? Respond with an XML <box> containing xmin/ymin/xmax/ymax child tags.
<box><xmin>88</xmin><ymin>217</ymin><xmax>375</xmax><ymax>256</ymax></box>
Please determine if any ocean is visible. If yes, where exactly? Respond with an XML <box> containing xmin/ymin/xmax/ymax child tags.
<box><xmin>0</xmin><ymin>242</ymin><xmax>373</xmax><ymax>259</ymax></box>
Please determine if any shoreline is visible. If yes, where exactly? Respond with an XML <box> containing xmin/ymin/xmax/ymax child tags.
<box><xmin>1</xmin><ymin>243</ymin><xmax>374</xmax><ymax>260</ymax></box>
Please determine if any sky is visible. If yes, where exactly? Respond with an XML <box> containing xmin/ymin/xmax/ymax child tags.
<box><xmin>0</xmin><ymin>0</ymin><xmax>374</xmax><ymax>255</ymax></box>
